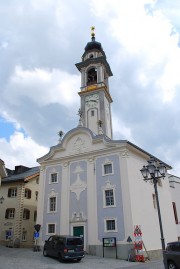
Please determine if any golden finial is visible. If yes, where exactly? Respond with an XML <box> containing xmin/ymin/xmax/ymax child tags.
<box><xmin>91</xmin><ymin>26</ymin><xmax>95</xmax><ymax>40</ymax></box>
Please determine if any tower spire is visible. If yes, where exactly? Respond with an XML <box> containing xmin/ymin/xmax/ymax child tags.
<box><xmin>75</xmin><ymin>29</ymin><xmax>113</xmax><ymax>139</ymax></box>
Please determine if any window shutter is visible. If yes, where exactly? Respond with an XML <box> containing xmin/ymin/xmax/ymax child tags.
<box><xmin>172</xmin><ymin>202</ymin><xmax>179</xmax><ymax>224</ymax></box>
<box><xmin>5</xmin><ymin>210</ymin><xmax>8</xmax><ymax>219</ymax></box>
<box><xmin>8</xmin><ymin>189</ymin><xmax>11</xmax><ymax>197</ymax></box>
<box><xmin>34</xmin><ymin>211</ymin><xmax>37</xmax><ymax>222</ymax></box>
<box><xmin>28</xmin><ymin>190</ymin><xmax>31</xmax><ymax>199</ymax></box>
<box><xmin>27</xmin><ymin>210</ymin><xmax>30</xmax><ymax>220</ymax></box>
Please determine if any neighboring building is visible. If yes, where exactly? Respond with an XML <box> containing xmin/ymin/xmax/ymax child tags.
<box><xmin>168</xmin><ymin>174</ymin><xmax>180</xmax><ymax>240</ymax></box>
<box><xmin>37</xmin><ymin>31</ymin><xmax>178</xmax><ymax>259</ymax></box>
<box><xmin>0</xmin><ymin>159</ymin><xmax>8</xmax><ymax>186</ymax></box>
<box><xmin>0</xmin><ymin>165</ymin><xmax>39</xmax><ymax>247</ymax></box>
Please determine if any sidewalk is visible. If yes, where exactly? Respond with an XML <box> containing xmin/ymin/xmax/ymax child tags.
<box><xmin>0</xmin><ymin>246</ymin><xmax>164</xmax><ymax>269</ymax></box>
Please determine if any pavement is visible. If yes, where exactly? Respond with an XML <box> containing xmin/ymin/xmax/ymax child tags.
<box><xmin>0</xmin><ymin>246</ymin><xmax>164</xmax><ymax>269</ymax></box>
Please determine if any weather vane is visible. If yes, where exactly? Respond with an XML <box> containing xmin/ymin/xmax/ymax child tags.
<box><xmin>91</xmin><ymin>26</ymin><xmax>95</xmax><ymax>40</ymax></box>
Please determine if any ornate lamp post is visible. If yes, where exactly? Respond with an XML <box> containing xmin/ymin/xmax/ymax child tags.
<box><xmin>140</xmin><ymin>157</ymin><xmax>167</xmax><ymax>250</ymax></box>
<box><xmin>0</xmin><ymin>196</ymin><xmax>4</xmax><ymax>204</ymax></box>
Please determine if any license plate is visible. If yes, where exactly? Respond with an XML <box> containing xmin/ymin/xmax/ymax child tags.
<box><xmin>68</xmin><ymin>249</ymin><xmax>74</xmax><ymax>253</ymax></box>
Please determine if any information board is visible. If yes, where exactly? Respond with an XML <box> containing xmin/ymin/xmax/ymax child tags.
<box><xmin>103</xmin><ymin>237</ymin><xmax>116</xmax><ymax>247</ymax></box>
<box><xmin>102</xmin><ymin>237</ymin><xmax>117</xmax><ymax>259</ymax></box>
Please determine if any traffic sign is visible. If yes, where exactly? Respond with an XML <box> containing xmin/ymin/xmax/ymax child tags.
<box><xmin>34</xmin><ymin>232</ymin><xmax>39</xmax><ymax>239</ymax></box>
<box><xmin>34</xmin><ymin>224</ymin><xmax>41</xmax><ymax>232</ymax></box>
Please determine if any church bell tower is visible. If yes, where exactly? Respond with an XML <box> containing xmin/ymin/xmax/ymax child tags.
<box><xmin>75</xmin><ymin>27</ymin><xmax>113</xmax><ymax>139</ymax></box>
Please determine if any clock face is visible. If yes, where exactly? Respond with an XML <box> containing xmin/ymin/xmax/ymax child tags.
<box><xmin>85</xmin><ymin>94</ymin><xmax>99</xmax><ymax>108</ymax></box>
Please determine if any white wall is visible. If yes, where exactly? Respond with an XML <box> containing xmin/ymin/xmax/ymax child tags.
<box><xmin>126</xmin><ymin>152</ymin><xmax>178</xmax><ymax>250</ymax></box>
<box><xmin>169</xmin><ymin>175</ymin><xmax>180</xmax><ymax>238</ymax></box>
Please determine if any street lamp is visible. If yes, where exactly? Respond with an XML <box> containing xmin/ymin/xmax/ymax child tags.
<box><xmin>0</xmin><ymin>196</ymin><xmax>5</xmax><ymax>204</ymax></box>
<box><xmin>140</xmin><ymin>157</ymin><xmax>166</xmax><ymax>251</ymax></box>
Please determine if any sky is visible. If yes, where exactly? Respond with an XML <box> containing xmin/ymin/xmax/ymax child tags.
<box><xmin>0</xmin><ymin>0</ymin><xmax>180</xmax><ymax>176</ymax></box>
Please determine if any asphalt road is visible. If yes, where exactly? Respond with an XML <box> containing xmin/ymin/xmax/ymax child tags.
<box><xmin>0</xmin><ymin>246</ymin><xmax>165</xmax><ymax>269</ymax></box>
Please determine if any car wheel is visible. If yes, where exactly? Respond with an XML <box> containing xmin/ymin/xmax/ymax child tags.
<box><xmin>43</xmin><ymin>249</ymin><xmax>48</xmax><ymax>257</ymax></box>
<box><xmin>77</xmin><ymin>258</ymin><xmax>81</xmax><ymax>262</ymax></box>
<box><xmin>168</xmin><ymin>261</ymin><xmax>177</xmax><ymax>269</ymax></box>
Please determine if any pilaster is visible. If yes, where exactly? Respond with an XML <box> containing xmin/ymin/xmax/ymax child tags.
<box><xmin>60</xmin><ymin>162</ymin><xmax>70</xmax><ymax>234</ymax></box>
<box><xmin>87</xmin><ymin>158</ymin><xmax>98</xmax><ymax>245</ymax></box>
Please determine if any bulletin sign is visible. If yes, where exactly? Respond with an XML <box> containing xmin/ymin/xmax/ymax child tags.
<box><xmin>103</xmin><ymin>237</ymin><xmax>117</xmax><ymax>259</ymax></box>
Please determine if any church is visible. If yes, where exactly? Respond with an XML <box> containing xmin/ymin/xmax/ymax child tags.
<box><xmin>37</xmin><ymin>29</ymin><xmax>178</xmax><ymax>259</ymax></box>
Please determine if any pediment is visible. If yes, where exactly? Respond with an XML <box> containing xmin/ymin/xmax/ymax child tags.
<box><xmin>37</xmin><ymin>127</ymin><xmax>124</xmax><ymax>163</ymax></box>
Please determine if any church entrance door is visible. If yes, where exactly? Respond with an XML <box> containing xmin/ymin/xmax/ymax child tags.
<box><xmin>73</xmin><ymin>226</ymin><xmax>84</xmax><ymax>244</ymax></box>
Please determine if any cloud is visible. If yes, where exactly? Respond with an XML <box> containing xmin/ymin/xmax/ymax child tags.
<box><xmin>4</xmin><ymin>66</ymin><xmax>80</xmax><ymax>107</ymax></box>
<box><xmin>0</xmin><ymin>131</ymin><xmax>48</xmax><ymax>169</ymax></box>
<box><xmin>0</xmin><ymin>0</ymin><xmax>180</xmax><ymax>176</ymax></box>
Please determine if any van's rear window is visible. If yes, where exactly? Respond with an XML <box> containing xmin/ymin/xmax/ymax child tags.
<box><xmin>67</xmin><ymin>238</ymin><xmax>83</xmax><ymax>245</ymax></box>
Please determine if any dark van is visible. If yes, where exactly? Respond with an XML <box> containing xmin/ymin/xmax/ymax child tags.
<box><xmin>43</xmin><ymin>235</ymin><xmax>84</xmax><ymax>262</ymax></box>
<box><xmin>163</xmin><ymin>241</ymin><xmax>180</xmax><ymax>269</ymax></box>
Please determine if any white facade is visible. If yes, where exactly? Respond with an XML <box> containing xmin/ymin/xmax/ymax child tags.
<box><xmin>169</xmin><ymin>174</ymin><xmax>180</xmax><ymax>239</ymax></box>
<box><xmin>37</xmin><ymin>34</ymin><xmax>178</xmax><ymax>259</ymax></box>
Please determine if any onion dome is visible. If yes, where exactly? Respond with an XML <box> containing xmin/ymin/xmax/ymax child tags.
<box><xmin>84</xmin><ymin>26</ymin><xmax>103</xmax><ymax>52</ymax></box>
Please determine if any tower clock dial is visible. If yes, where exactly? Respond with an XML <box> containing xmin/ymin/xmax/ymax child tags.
<box><xmin>85</xmin><ymin>94</ymin><xmax>99</xmax><ymax>108</ymax></box>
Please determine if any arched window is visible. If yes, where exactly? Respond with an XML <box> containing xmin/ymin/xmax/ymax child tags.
<box><xmin>87</xmin><ymin>68</ymin><xmax>97</xmax><ymax>86</ymax></box>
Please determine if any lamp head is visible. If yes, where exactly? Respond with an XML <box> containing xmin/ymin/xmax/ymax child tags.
<box><xmin>158</xmin><ymin>162</ymin><xmax>166</xmax><ymax>177</ymax></box>
<box><xmin>140</xmin><ymin>165</ymin><xmax>149</xmax><ymax>180</ymax></box>
<box><xmin>0</xmin><ymin>196</ymin><xmax>4</xmax><ymax>204</ymax></box>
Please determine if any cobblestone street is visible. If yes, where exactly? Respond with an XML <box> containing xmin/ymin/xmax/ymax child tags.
<box><xmin>0</xmin><ymin>246</ymin><xmax>164</xmax><ymax>269</ymax></box>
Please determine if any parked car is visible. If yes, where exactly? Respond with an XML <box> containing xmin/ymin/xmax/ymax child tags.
<box><xmin>43</xmin><ymin>235</ymin><xmax>85</xmax><ymax>262</ymax></box>
<box><xmin>163</xmin><ymin>241</ymin><xmax>180</xmax><ymax>269</ymax></box>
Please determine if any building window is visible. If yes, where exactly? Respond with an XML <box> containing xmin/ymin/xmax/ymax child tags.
<box><xmin>48</xmin><ymin>224</ymin><xmax>55</xmax><ymax>234</ymax></box>
<box><xmin>8</xmin><ymin>188</ymin><xmax>17</xmax><ymax>198</ymax></box>
<box><xmin>50</xmin><ymin>173</ymin><xmax>58</xmax><ymax>183</ymax></box>
<box><xmin>24</xmin><ymin>188</ymin><xmax>31</xmax><ymax>199</ymax></box>
<box><xmin>5</xmin><ymin>208</ymin><xmax>15</xmax><ymax>219</ymax></box>
<box><xmin>105</xmin><ymin>189</ymin><xmax>114</xmax><ymax>206</ymax></box>
<box><xmin>49</xmin><ymin>197</ymin><xmax>56</xmax><ymax>212</ymax></box>
<box><xmin>36</xmin><ymin>177</ymin><xmax>39</xmax><ymax>184</ymax></box>
<box><xmin>22</xmin><ymin>231</ymin><xmax>27</xmax><ymax>241</ymax></box>
<box><xmin>105</xmin><ymin>219</ymin><xmax>117</xmax><ymax>232</ymax></box>
<box><xmin>104</xmin><ymin>163</ymin><xmax>113</xmax><ymax>175</ymax></box>
<box><xmin>172</xmin><ymin>202</ymin><xmax>179</xmax><ymax>224</ymax></box>
<box><xmin>152</xmin><ymin>194</ymin><xmax>157</xmax><ymax>209</ymax></box>
<box><xmin>23</xmin><ymin>209</ymin><xmax>30</xmax><ymax>220</ymax></box>
<box><xmin>35</xmin><ymin>191</ymin><xmax>38</xmax><ymax>201</ymax></box>
<box><xmin>34</xmin><ymin>211</ymin><xmax>37</xmax><ymax>222</ymax></box>
<box><xmin>102</xmin><ymin>181</ymin><xmax>116</xmax><ymax>208</ymax></box>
